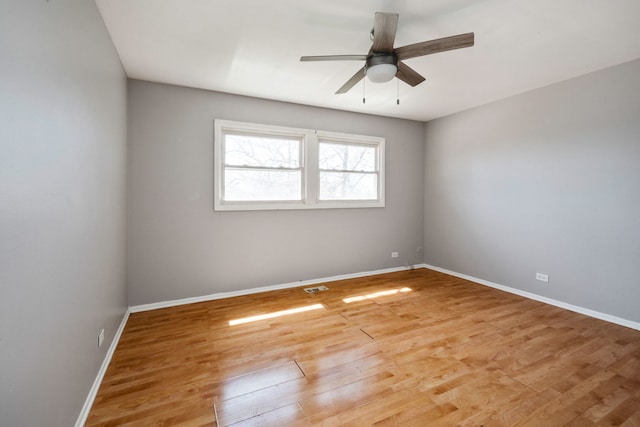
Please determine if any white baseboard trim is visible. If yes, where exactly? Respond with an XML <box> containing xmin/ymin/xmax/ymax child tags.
<box><xmin>75</xmin><ymin>308</ymin><xmax>131</xmax><ymax>427</ymax></box>
<box><xmin>420</xmin><ymin>263</ymin><xmax>640</xmax><ymax>331</ymax></box>
<box><xmin>130</xmin><ymin>265</ymin><xmax>419</xmax><ymax>313</ymax></box>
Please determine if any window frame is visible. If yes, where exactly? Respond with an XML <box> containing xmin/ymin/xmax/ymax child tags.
<box><xmin>214</xmin><ymin>120</ymin><xmax>385</xmax><ymax>211</ymax></box>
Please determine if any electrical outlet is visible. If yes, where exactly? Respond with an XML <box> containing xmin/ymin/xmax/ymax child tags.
<box><xmin>391</xmin><ymin>252</ymin><xmax>399</xmax><ymax>258</ymax></box>
<box><xmin>536</xmin><ymin>273</ymin><xmax>549</xmax><ymax>283</ymax></box>
<box><xmin>98</xmin><ymin>329</ymin><xmax>105</xmax><ymax>348</ymax></box>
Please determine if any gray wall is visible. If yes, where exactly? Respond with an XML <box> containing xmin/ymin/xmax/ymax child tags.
<box><xmin>128</xmin><ymin>80</ymin><xmax>425</xmax><ymax>306</ymax></box>
<box><xmin>0</xmin><ymin>1</ymin><xmax>128</xmax><ymax>426</ymax></box>
<box><xmin>424</xmin><ymin>59</ymin><xmax>640</xmax><ymax>323</ymax></box>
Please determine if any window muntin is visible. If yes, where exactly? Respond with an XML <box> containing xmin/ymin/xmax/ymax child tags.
<box><xmin>214</xmin><ymin>120</ymin><xmax>384</xmax><ymax>211</ymax></box>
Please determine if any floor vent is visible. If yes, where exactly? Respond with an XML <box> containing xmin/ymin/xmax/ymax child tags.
<box><xmin>304</xmin><ymin>286</ymin><xmax>329</xmax><ymax>294</ymax></box>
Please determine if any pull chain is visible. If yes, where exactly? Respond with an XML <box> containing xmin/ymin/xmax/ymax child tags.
<box><xmin>362</xmin><ymin>77</ymin><xmax>366</xmax><ymax>104</ymax></box>
<box><xmin>396</xmin><ymin>79</ymin><xmax>400</xmax><ymax>105</ymax></box>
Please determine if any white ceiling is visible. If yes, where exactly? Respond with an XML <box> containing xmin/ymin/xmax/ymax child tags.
<box><xmin>96</xmin><ymin>0</ymin><xmax>640</xmax><ymax>122</ymax></box>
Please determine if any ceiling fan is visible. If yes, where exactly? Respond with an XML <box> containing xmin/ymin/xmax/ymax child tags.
<box><xmin>300</xmin><ymin>12</ymin><xmax>474</xmax><ymax>94</ymax></box>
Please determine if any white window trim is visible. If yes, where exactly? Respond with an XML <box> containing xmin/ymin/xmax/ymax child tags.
<box><xmin>214</xmin><ymin>119</ymin><xmax>385</xmax><ymax>211</ymax></box>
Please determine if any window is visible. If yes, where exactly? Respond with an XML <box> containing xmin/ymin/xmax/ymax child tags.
<box><xmin>223</xmin><ymin>132</ymin><xmax>302</xmax><ymax>202</ymax></box>
<box><xmin>318</xmin><ymin>140</ymin><xmax>379</xmax><ymax>201</ymax></box>
<box><xmin>214</xmin><ymin>120</ymin><xmax>384</xmax><ymax>211</ymax></box>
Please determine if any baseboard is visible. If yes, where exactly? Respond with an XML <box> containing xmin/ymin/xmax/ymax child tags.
<box><xmin>421</xmin><ymin>263</ymin><xmax>640</xmax><ymax>331</ymax></box>
<box><xmin>130</xmin><ymin>265</ymin><xmax>419</xmax><ymax>313</ymax></box>
<box><xmin>75</xmin><ymin>308</ymin><xmax>131</xmax><ymax>427</ymax></box>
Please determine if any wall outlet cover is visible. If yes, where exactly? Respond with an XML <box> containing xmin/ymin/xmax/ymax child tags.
<box><xmin>98</xmin><ymin>329</ymin><xmax>105</xmax><ymax>348</ymax></box>
<box><xmin>536</xmin><ymin>273</ymin><xmax>549</xmax><ymax>283</ymax></box>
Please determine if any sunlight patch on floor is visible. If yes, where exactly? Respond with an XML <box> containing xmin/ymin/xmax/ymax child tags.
<box><xmin>343</xmin><ymin>287</ymin><xmax>412</xmax><ymax>303</ymax></box>
<box><xmin>229</xmin><ymin>303</ymin><xmax>324</xmax><ymax>325</ymax></box>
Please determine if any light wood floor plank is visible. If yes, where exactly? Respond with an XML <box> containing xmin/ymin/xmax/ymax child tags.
<box><xmin>87</xmin><ymin>269</ymin><xmax>640</xmax><ymax>426</ymax></box>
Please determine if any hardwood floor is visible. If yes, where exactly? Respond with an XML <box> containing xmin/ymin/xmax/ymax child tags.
<box><xmin>87</xmin><ymin>269</ymin><xmax>640</xmax><ymax>426</ymax></box>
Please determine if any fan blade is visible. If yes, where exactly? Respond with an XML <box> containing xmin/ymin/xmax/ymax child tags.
<box><xmin>395</xmin><ymin>32</ymin><xmax>474</xmax><ymax>60</ymax></box>
<box><xmin>300</xmin><ymin>55</ymin><xmax>367</xmax><ymax>62</ymax></box>
<box><xmin>335</xmin><ymin>67</ymin><xmax>366</xmax><ymax>94</ymax></box>
<box><xmin>396</xmin><ymin>61</ymin><xmax>426</xmax><ymax>87</ymax></box>
<box><xmin>371</xmin><ymin>12</ymin><xmax>399</xmax><ymax>53</ymax></box>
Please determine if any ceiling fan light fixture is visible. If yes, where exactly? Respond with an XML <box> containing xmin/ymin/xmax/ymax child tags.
<box><xmin>366</xmin><ymin>63</ymin><xmax>398</xmax><ymax>83</ymax></box>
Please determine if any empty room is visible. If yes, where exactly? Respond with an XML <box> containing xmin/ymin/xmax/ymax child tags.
<box><xmin>2</xmin><ymin>0</ymin><xmax>640</xmax><ymax>426</ymax></box>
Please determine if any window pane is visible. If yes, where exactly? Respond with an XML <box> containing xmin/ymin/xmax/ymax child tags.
<box><xmin>319</xmin><ymin>172</ymin><xmax>378</xmax><ymax>200</ymax></box>
<box><xmin>224</xmin><ymin>169</ymin><xmax>301</xmax><ymax>201</ymax></box>
<box><xmin>319</xmin><ymin>142</ymin><xmax>376</xmax><ymax>172</ymax></box>
<box><xmin>225</xmin><ymin>134</ymin><xmax>300</xmax><ymax>168</ymax></box>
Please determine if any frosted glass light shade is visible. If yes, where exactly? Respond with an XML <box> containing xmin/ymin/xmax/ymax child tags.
<box><xmin>367</xmin><ymin>63</ymin><xmax>397</xmax><ymax>83</ymax></box>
